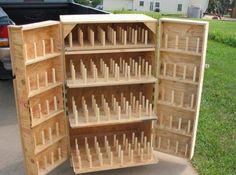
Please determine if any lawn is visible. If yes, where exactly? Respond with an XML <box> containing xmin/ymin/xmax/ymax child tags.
<box><xmin>113</xmin><ymin>10</ymin><xmax>236</xmax><ymax>175</ymax></box>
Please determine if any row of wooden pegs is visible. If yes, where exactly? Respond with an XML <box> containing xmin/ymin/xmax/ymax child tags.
<box><xmin>36</xmin><ymin>147</ymin><xmax>63</xmax><ymax>172</ymax></box>
<box><xmin>70</xmin><ymin>57</ymin><xmax>152</xmax><ymax>84</ymax></box>
<box><xmin>160</xmin><ymin>89</ymin><xmax>195</xmax><ymax>110</ymax></box>
<box><xmin>74</xmin><ymin>132</ymin><xmax>154</xmax><ymax>169</ymax></box>
<box><xmin>30</xmin><ymin>96</ymin><xmax>59</xmax><ymax>119</ymax></box>
<box><xmin>34</xmin><ymin>122</ymin><xmax>61</xmax><ymax>147</ymax></box>
<box><xmin>156</xmin><ymin>135</ymin><xmax>189</xmax><ymax>157</ymax></box>
<box><xmin>159</xmin><ymin>113</ymin><xmax>192</xmax><ymax>134</ymax></box>
<box><xmin>68</xmin><ymin>25</ymin><xmax>149</xmax><ymax>47</ymax></box>
<box><xmin>164</xmin><ymin>34</ymin><xmax>201</xmax><ymax>53</ymax></box>
<box><xmin>162</xmin><ymin>62</ymin><xmax>198</xmax><ymax>82</ymax></box>
<box><xmin>28</xmin><ymin>68</ymin><xmax>57</xmax><ymax>92</ymax></box>
<box><xmin>71</xmin><ymin>92</ymin><xmax>153</xmax><ymax>125</ymax></box>
<box><xmin>24</xmin><ymin>38</ymin><xmax>55</xmax><ymax>60</ymax></box>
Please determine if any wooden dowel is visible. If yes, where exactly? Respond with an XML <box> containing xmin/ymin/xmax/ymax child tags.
<box><xmin>185</xmin><ymin>37</ymin><xmax>189</xmax><ymax>51</ymax></box>
<box><xmin>56</xmin><ymin>122</ymin><xmax>59</xmax><ymax>136</ymax></box>
<box><xmin>145</xmin><ymin>62</ymin><xmax>148</xmax><ymax>77</ymax></box>
<box><xmin>158</xmin><ymin>137</ymin><xmax>161</xmax><ymax>148</ymax></box>
<box><xmin>128</xmin><ymin>105</ymin><xmax>132</xmax><ymax>119</ymax></box>
<box><xmin>46</xmin><ymin>100</ymin><xmax>50</xmax><ymax>115</ymax></box>
<box><xmin>185</xmin><ymin>144</ymin><xmax>189</xmax><ymax>157</ymax></box>
<box><xmin>147</xmin><ymin>142</ymin><xmax>150</xmax><ymax>155</ymax></box>
<box><xmin>42</xmin><ymin>40</ymin><xmax>46</xmax><ymax>56</ymax></box>
<box><xmin>24</xmin><ymin>44</ymin><xmax>28</xmax><ymax>60</ymax></box>
<box><xmin>138</xmin><ymin>65</ymin><xmax>141</xmax><ymax>79</ymax></box>
<box><xmin>169</xmin><ymin>115</ymin><xmax>173</xmax><ymax>129</ymax></box>
<box><xmin>44</xmin><ymin>71</ymin><xmax>48</xmax><ymax>87</ymax></box>
<box><xmin>146</xmin><ymin>99</ymin><xmax>149</xmax><ymax>115</ymax></box>
<box><xmin>78</xmin><ymin>28</ymin><xmax>84</xmax><ymax>46</ymax></box>
<box><xmin>124</xmin><ymin>30</ymin><xmax>127</xmax><ymax>45</ymax></box>
<box><xmin>144</xmin><ymin>136</ymin><xmax>147</xmax><ymax>150</ymax></box>
<box><xmin>113</xmin><ymin>134</ymin><xmax>116</xmax><ymax>146</ymax></box>
<box><xmin>175</xmin><ymin>141</ymin><xmax>179</xmax><ymax>154</ymax></box>
<box><xmin>141</xmin><ymin>148</ymin><xmax>144</xmax><ymax>161</ymax></box>
<box><xmin>120</xmin><ymin>150</ymin><xmax>124</xmax><ymax>165</ymax></box>
<box><xmin>144</xmin><ymin>30</ymin><xmax>148</xmax><ymax>45</ymax></box>
<box><xmin>88</xmin><ymin>155</ymin><xmax>92</xmax><ymax>168</ymax></box>
<box><xmin>163</xmin><ymin>62</ymin><xmax>167</xmax><ymax>76</ymax></box>
<box><xmin>132</xmin><ymin>132</ymin><xmax>135</xmax><ymax>144</ymax></box>
<box><xmin>141</xmin><ymin>29</ymin><xmax>145</xmax><ymax>43</ymax></box>
<box><xmin>183</xmin><ymin>65</ymin><xmax>187</xmax><ymax>80</ymax></box>
<box><xmin>27</xmin><ymin>77</ymin><xmax>31</xmax><ymax>91</ymax></box>
<box><xmin>171</xmin><ymin>90</ymin><xmax>175</xmax><ymax>104</ymax></box>
<box><xmin>130</xmin><ymin>149</ymin><xmax>134</xmax><ymax>162</ymax></box>
<box><xmin>49</xmin><ymin>127</ymin><xmax>53</xmax><ymax>142</ymax></box>
<box><xmin>75</xmin><ymin>109</ymin><xmax>78</xmax><ymax>125</ymax></box>
<box><xmin>33</xmin><ymin>42</ymin><xmax>37</xmax><ymax>58</ymax></box>
<box><xmin>69</xmin><ymin>32</ymin><xmax>73</xmax><ymax>48</ymax></box>
<box><xmin>127</xmin><ymin>66</ymin><xmax>130</xmax><ymax>80</ymax></box>
<box><xmin>190</xmin><ymin>94</ymin><xmax>195</xmax><ymax>109</ymax></box>
<box><xmin>58</xmin><ymin>147</ymin><xmax>62</xmax><ymax>160</ymax></box>
<box><xmin>52</xmin><ymin>68</ymin><xmax>56</xmax><ymax>83</ymax></box>
<box><xmin>50</xmin><ymin>38</ymin><xmax>54</xmax><ymax>53</ymax></box>
<box><xmin>148</xmin><ymin>65</ymin><xmax>152</xmax><ymax>77</ymax></box>
<box><xmin>71</xmin><ymin>64</ymin><xmax>76</xmax><ymax>82</ymax></box>
<box><xmin>193</xmin><ymin>66</ymin><xmax>197</xmax><ymax>82</ymax></box>
<box><xmin>165</xmin><ymin>34</ymin><xmax>168</xmax><ymax>48</ymax></box>
<box><xmin>134</xmin><ymin>137</ymin><xmax>138</xmax><ymax>150</ymax></box>
<box><xmin>173</xmin><ymin>64</ymin><xmax>176</xmax><ymax>78</ymax></box>
<box><xmin>41</xmin><ymin>130</ymin><xmax>45</xmax><ymax>145</ymax></box>
<box><xmin>196</xmin><ymin>37</ymin><xmax>200</xmax><ymax>53</ymax></box>
<box><xmin>180</xmin><ymin>92</ymin><xmax>184</xmax><ymax>107</ymax></box>
<box><xmin>44</xmin><ymin>156</ymin><xmax>47</xmax><ymax>169</ymax></box>
<box><xmin>36</xmin><ymin>74</ymin><xmax>40</xmax><ymax>89</ymax></box>
<box><xmin>178</xmin><ymin>118</ymin><xmax>182</xmax><ymax>130</ymax></box>
<box><xmin>138</xmin><ymin>143</ymin><xmax>141</xmax><ymax>155</ymax></box>
<box><xmin>134</xmin><ymin>30</ymin><xmax>137</xmax><ymax>44</ymax></box>
<box><xmin>99</xmin><ymin>153</ymin><xmax>103</xmax><ymax>166</ymax></box>
<box><xmin>113</xmin><ymin>31</ymin><xmax>116</xmax><ymax>45</ymax></box>
<box><xmin>149</xmin><ymin>103</ymin><xmax>152</xmax><ymax>116</ymax></box>
<box><xmin>110</xmin><ymin>151</ymin><xmax>113</xmax><ymax>165</ymax></box>
<box><xmin>78</xmin><ymin>155</ymin><xmax>82</xmax><ymax>168</ymax></box>
<box><xmin>175</xmin><ymin>35</ymin><xmax>179</xmax><ymax>49</ymax></box>
<box><xmin>54</xmin><ymin>96</ymin><xmax>57</xmax><ymax>111</ymax></box>
<box><xmin>187</xmin><ymin>120</ymin><xmax>191</xmax><ymax>133</ymax></box>
<box><xmin>167</xmin><ymin>139</ymin><xmax>170</xmax><ymax>150</ymax></box>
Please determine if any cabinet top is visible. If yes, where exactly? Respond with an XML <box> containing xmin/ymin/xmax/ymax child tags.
<box><xmin>60</xmin><ymin>14</ymin><xmax>157</xmax><ymax>24</ymax></box>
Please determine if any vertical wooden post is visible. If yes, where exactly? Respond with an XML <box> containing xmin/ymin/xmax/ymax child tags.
<box><xmin>69</xmin><ymin>32</ymin><xmax>73</xmax><ymax>48</ymax></box>
<box><xmin>42</xmin><ymin>40</ymin><xmax>46</xmax><ymax>56</ymax></box>
<box><xmin>50</xmin><ymin>37</ymin><xmax>54</xmax><ymax>53</ymax></box>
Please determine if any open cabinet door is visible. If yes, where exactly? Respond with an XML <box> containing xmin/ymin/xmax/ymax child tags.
<box><xmin>154</xmin><ymin>18</ymin><xmax>208</xmax><ymax>159</ymax></box>
<box><xmin>9</xmin><ymin>21</ymin><xmax>68</xmax><ymax>175</ymax></box>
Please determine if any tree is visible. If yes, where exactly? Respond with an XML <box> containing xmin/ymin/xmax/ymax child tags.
<box><xmin>74</xmin><ymin>0</ymin><xmax>90</xmax><ymax>6</ymax></box>
<box><xmin>91</xmin><ymin>0</ymin><xmax>102</xmax><ymax>7</ymax></box>
<box><xmin>207</xmin><ymin>0</ymin><xmax>232</xmax><ymax>16</ymax></box>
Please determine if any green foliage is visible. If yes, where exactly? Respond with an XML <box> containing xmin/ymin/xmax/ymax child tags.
<box><xmin>207</xmin><ymin>0</ymin><xmax>231</xmax><ymax>15</ymax></box>
<box><xmin>91</xmin><ymin>0</ymin><xmax>102</xmax><ymax>7</ymax></box>
<box><xmin>208</xmin><ymin>20</ymin><xmax>236</xmax><ymax>47</ymax></box>
<box><xmin>74</xmin><ymin>0</ymin><xmax>90</xmax><ymax>6</ymax></box>
<box><xmin>192</xmin><ymin>40</ymin><xmax>236</xmax><ymax>175</ymax></box>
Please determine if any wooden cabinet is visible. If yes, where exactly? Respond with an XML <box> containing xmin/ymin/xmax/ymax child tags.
<box><xmin>9</xmin><ymin>14</ymin><xmax>208</xmax><ymax>175</ymax></box>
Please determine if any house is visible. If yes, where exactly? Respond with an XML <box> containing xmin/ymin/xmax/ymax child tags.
<box><xmin>103</xmin><ymin>0</ymin><xmax>209</xmax><ymax>14</ymax></box>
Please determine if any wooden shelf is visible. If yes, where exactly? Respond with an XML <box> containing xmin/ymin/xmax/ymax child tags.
<box><xmin>25</xmin><ymin>52</ymin><xmax>61</xmax><ymax>66</ymax></box>
<box><xmin>65</xmin><ymin>47</ymin><xmax>155</xmax><ymax>55</ymax></box>
<box><xmin>67</xmin><ymin>76</ymin><xmax>157</xmax><ymax>88</ymax></box>
<box><xmin>157</xmin><ymin>101</ymin><xmax>195</xmax><ymax>112</ymax></box>
<box><xmin>157</xmin><ymin>127</ymin><xmax>192</xmax><ymax>137</ymax></box>
<box><xmin>31</xmin><ymin>110</ymin><xmax>64</xmax><ymax>127</ymax></box>
<box><xmin>38</xmin><ymin>157</ymin><xmax>67</xmax><ymax>175</ymax></box>
<box><xmin>35</xmin><ymin>135</ymin><xmax>65</xmax><ymax>155</ymax></box>
<box><xmin>66</xmin><ymin>45</ymin><xmax>155</xmax><ymax>55</ymax></box>
<box><xmin>28</xmin><ymin>82</ymin><xmax>62</xmax><ymax>98</ymax></box>
<box><xmin>160</xmin><ymin>48</ymin><xmax>201</xmax><ymax>56</ymax></box>
<box><xmin>69</xmin><ymin>112</ymin><xmax>157</xmax><ymax>128</ymax></box>
<box><xmin>71</xmin><ymin>132</ymin><xmax>158</xmax><ymax>174</ymax></box>
<box><xmin>158</xmin><ymin>75</ymin><xmax>198</xmax><ymax>85</ymax></box>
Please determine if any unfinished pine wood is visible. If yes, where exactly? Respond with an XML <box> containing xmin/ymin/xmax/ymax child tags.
<box><xmin>9</xmin><ymin>20</ymin><xmax>68</xmax><ymax>175</ymax></box>
<box><xmin>68</xmin><ymin>91</ymin><xmax>156</xmax><ymax>128</ymax></box>
<box><xmin>154</xmin><ymin>18</ymin><xmax>208</xmax><ymax>159</ymax></box>
<box><xmin>63</xmin><ymin>22</ymin><xmax>156</xmax><ymax>53</ymax></box>
<box><xmin>67</xmin><ymin>56</ymin><xmax>155</xmax><ymax>88</ymax></box>
<box><xmin>70</xmin><ymin>125</ymin><xmax>157</xmax><ymax>174</ymax></box>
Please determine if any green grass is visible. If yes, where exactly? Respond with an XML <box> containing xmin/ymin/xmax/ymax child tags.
<box><xmin>192</xmin><ymin>40</ymin><xmax>236</xmax><ymax>175</ymax></box>
<box><xmin>113</xmin><ymin>10</ymin><xmax>236</xmax><ymax>175</ymax></box>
